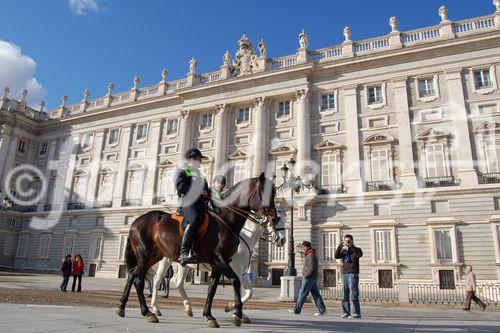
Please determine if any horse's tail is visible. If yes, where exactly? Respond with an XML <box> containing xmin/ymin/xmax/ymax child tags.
<box><xmin>125</xmin><ymin>237</ymin><xmax>137</xmax><ymax>273</ymax></box>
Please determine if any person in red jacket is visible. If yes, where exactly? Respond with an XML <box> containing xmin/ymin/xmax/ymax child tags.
<box><xmin>71</xmin><ymin>254</ymin><xmax>85</xmax><ymax>292</ymax></box>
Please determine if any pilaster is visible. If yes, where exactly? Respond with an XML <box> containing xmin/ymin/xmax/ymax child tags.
<box><xmin>143</xmin><ymin>121</ymin><xmax>162</xmax><ymax>205</ymax></box>
<box><xmin>344</xmin><ymin>86</ymin><xmax>363</xmax><ymax>192</ymax></box>
<box><xmin>86</xmin><ymin>131</ymin><xmax>105</xmax><ymax>207</ymax></box>
<box><xmin>214</xmin><ymin>104</ymin><xmax>228</xmax><ymax>175</ymax></box>
<box><xmin>252</xmin><ymin>97</ymin><xmax>268</xmax><ymax>176</ymax></box>
<box><xmin>295</xmin><ymin>89</ymin><xmax>311</xmax><ymax>178</ymax></box>
<box><xmin>112</xmin><ymin>126</ymin><xmax>132</xmax><ymax>207</ymax></box>
<box><xmin>37</xmin><ymin>141</ymin><xmax>57</xmax><ymax>212</ymax></box>
<box><xmin>178</xmin><ymin>109</ymin><xmax>192</xmax><ymax>158</ymax></box>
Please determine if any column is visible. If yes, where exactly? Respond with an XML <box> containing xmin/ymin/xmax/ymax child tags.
<box><xmin>62</xmin><ymin>136</ymin><xmax>79</xmax><ymax>210</ymax></box>
<box><xmin>37</xmin><ymin>140</ymin><xmax>57</xmax><ymax>212</ymax></box>
<box><xmin>143</xmin><ymin>121</ymin><xmax>162</xmax><ymax>205</ymax></box>
<box><xmin>0</xmin><ymin>126</ymin><xmax>13</xmax><ymax>183</ymax></box>
<box><xmin>393</xmin><ymin>78</ymin><xmax>418</xmax><ymax>189</ymax></box>
<box><xmin>178</xmin><ymin>109</ymin><xmax>192</xmax><ymax>158</ymax></box>
<box><xmin>0</xmin><ymin>134</ymin><xmax>18</xmax><ymax>186</ymax></box>
<box><xmin>445</xmin><ymin>68</ymin><xmax>478</xmax><ymax>186</ymax></box>
<box><xmin>214</xmin><ymin>104</ymin><xmax>228</xmax><ymax>175</ymax></box>
<box><xmin>252</xmin><ymin>97</ymin><xmax>267</xmax><ymax>176</ymax></box>
<box><xmin>86</xmin><ymin>131</ymin><xmax>105</xmax><ymax>207</ymax></box>
<box><xmin>295</xmin><ymin>89</ymin><xmax>311</xmax><ymax>178</ymax></box>
<box><xmin>112</xmin><ymin>125</ymin><xmax>132</xmax><ymax>207</ymax></box>
<box><xmin>344</xmin><ymin>86</ymin><xmax>363</xmax><ymax>192</ymax></box>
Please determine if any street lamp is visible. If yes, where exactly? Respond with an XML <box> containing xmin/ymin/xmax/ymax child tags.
<box><xmin>0</xmin><ymin>190</ymin><xmax>13</xmax><ymax>211</ymax></box>
<box><xmin>277</xmin><ymin>158</ymin><xmax>315</xmax><ymax>277</ymax></box>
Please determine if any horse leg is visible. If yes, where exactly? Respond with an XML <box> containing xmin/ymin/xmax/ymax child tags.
<box><xmin>221</xmin><ymin>264</ymin><xmax>243</xmax><ymax>327</ymax></box>
<box><xmin>240</xmin><ymin>273</ymin><xmax>253</xmax><ymax>324</ymax></box>
<box><xmin>203</xmin><ymin>269</ymin><xmax>222</xmax><ymax>328</ymax></box>
<box><xmin>151</xmin><ymin>257</ymin><xmax>169</xmax><ymax>316</ymax></box>
<box><xmin>176</xmin><ymin>265</ymin><xmax>193</xmax><ymax>317</ymax></box>
<box><xmin>116</xmin><ymin>270</ymin><xmax>136</xmax><ymax>317</ymax></box>
<box><xmin>134</xmin><ymin>260</ymin><xmax>159</xmax><ymax>323</ymax></box>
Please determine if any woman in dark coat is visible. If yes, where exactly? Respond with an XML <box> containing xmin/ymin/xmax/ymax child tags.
<box><xmin>60</xmin><ymin>255</ymin><xmax>72</xmax><ymax>292</ymax></box>
<box><xmin>71</xmin><ymin>254</ymin><xmax>85</xmax><ymax>292</ymax></box>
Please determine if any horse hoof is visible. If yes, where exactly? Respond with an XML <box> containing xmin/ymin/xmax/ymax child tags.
<box><xmin>242</xmin><ymin>314</ymin><xmax>251</xmax><ymax>324</ymax></box>
<box><xmin>207</xmin><ymin>319</ymin><xmax>220</xmax><ymax>328</ymax></box>
<box><xmin>185</xmin><ymin>309</ymin><xmax>193</xmax><ymax>317</ymax></box>
<box><xmin>224</xmin><ymin>302</ymin><xmax>234</xmax><ymax>313</ymax></box>
<box><xmin>232</xmin><ymin>314</ymin><xmax>242</xmax><ymax>327</ymax></box>
<box><xmin>147</xmin><ymin>314</ymin><xmax>159</xmax><ymax>323</ymax></box>
<box><xmin>115</xmin><ymin>308</ymin><xmax>125</xmax><ymax>317</ymax></box>
<box><xmin>154</xmin><ymin>309</ymin><xmax>162</xmax><ymax>316</ymax></box>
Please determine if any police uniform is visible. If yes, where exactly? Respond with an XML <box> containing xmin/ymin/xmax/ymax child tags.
<box><xmin>176</xmin><ymin>149</ymin><xmax>209</xmax><ymax>265</ymax></box>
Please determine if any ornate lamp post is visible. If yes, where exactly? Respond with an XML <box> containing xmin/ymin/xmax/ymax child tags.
<box><xmin>0</xmin><ymin>190</ymin><xmax>13</xmax><ymax>211</ymax></box>
<box><xmin>277</xmin><ymin>158</ymin><xmax>315</xmax><ymax>277</ymax></box>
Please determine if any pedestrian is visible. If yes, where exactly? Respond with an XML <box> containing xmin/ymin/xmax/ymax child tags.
<box><xmin>71</xmin><ymin>254</ymin><xmax>84</xmax><ymax>292</ymax></box>
<box><xmin>161</xmin><ymin>265</ymin><xmax>174</xmax><ymax>298</ymax></box>
<box><xmin>288</xmin><ymin>241</ymin><xmax>327</xmax><ymax>316</ymax></box>
<box><xmin>335</xmin><ymin>234</ymin><xmax>363</xmax><ymax>319</ymax></box>
<box><xmin>60</xmin><ymin>255</ymin><xmax>72</xmax><ymax>292</ymax></box>
<box><xmin>463</xmin><ymin>265</ymin><xmax>487</xmax><ymax>311</ymax></box>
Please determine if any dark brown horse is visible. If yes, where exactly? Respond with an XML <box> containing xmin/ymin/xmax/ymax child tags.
<box><xmin>115</xmin><ymin>173</ymin><xmax>278</xmax><ymax>328</ymax></box>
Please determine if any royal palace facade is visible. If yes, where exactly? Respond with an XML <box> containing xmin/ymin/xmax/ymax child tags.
<box><xmin>1</xmin><ymin>3</ymin><xmax>500</xmax><ymax>289</ymax></box>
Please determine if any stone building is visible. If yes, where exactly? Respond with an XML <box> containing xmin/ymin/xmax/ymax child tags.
<box><xmin>1</xmin><ymin>2</ymin><xmax>500</xmax><ymax>289</ymax></box>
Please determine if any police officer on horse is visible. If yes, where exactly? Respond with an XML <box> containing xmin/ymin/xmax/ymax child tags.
<box><xmin>176</xmin><ymin>148</ymin><xmax>210</xmax><ymax>266</ymax></box>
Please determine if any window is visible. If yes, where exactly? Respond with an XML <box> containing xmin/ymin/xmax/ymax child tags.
<box><xmin>17</xmin><ymin>140</ymin><xmax>27</xmax><ymax>154</ymax></box>
<box><xmin>158</xmin><ymin>167</ymin><xmax>176</xmax><ymax>199</ymax></box>
<box><xmin>321</xmin><ymin>231</ymin><xmax>338</xmax><ymax>262</ymax></box>
<box><xmin>166</xmin><ymin>119</ymin><xmax>178</xmax><ymax>135</ymax></box>
<box><xmin>16</xmin><ymin>234</ymin><xmax>29</xmax><ymax>257</ymax></box>
<box><xmin>72</xmin><ymin>176</ymin><xmax>88</xmax><ymax>203</ymax></box>
<box><xmin>474</xmin><ymin>69</ymin><xmax>492</xmax><ymax>90</ymax></box>
<box><xmin>274</xmin><ymin>158</ymin><xmax>288</xmax><ymax>187</ymax></box>
<box><xmin>368</xmin><ymin>86</ymin><xmax>383</xmax><ymax>104</ymax></box>
<box><xmin>8</xmin><ymin>218</ymin><xmax>17</xmax><ymax>228</ymax></box>
<box><xmin>321</xmin><ymin>94</ymin><xmax>335</xmax><ymax>111</ymax></box>
<box><xmin>200</xmin><ymin>114</ymin><xmax>213</xmax><ymax>130</ymax></box>
<box><xmin>370</xmin><ymin>149</ymin><xmax>389</xmax><ymax>181</ymax></box>
<box><xmin>127</xmin><ymin>171</ymin><xmax>144</xmax><ymax>201</ymax></box>
<box><xmin>233</xmin><ymin>161</ymin><xmax>248</xmax><ymax>184</ymax></box>
<box><xmin>136</xmin><ymin>124</ymin><xmax>148</xmax><ymax>140</ymax></box>
<box><xmin>39</xmin><ymin>235</ymin><xmax>51</xmax><ymax>258</ymax></box>
<box><xmin>321</xmin><ymin>154</ymin><xmax>341</xmax><ymax>188</ymax></box>
<box><xmin>431</xmin><ymin>200</ymin><xmax>449</xmax><ymax>213</ymax></box>
<box><xmin>425</xmin><ymin>143</ymin><xmax>447</xmax><ymax>178</ymax></box>
<box><xmin>375</xmin><ymin>230</ymin><xmax>392</xmax><ymax>262</ymax></box>
<box><xmin>108</xmin><ymin>129</ymin><xmax>119</xmax><ymax>145</ymax></box>
<box><xmin>271</xmin><ymin>242</ymin><xmax>286</xmax><ymax>262</ymax></box>
<box><xmin>3</xmin><ymin>237</ymin><xmax>13</xmax><ymax>255</ymax></box>
<box><xmin>494</xmin><ymin>197</ymin><xmax>500</xmax><ymax>210</ymax></box>
<box><xmin>58</xmin><ymin>137</ymin><xmax>69</xmax><ymax>155</ymax></box>
<box><xmin>81</xmin><ymin>133</ymin><xmax>94</xmax><ymax>150</ymax></box>
<box><xmin>237</xmin><ymin>108</ymin><xmax>250</xmax><ymax>124</ymax></box>
<box><xmin>89</xmin><ymin>235</ymin><xmax>103</xmax><ymax>260</ymax></box>
<box><xmin>39</xmin><ymin>142</ymin><xmax>48</xmax><ymax>156</ymax></box>
<box><xmin>418</xmin><ymin>78</ymin><xmax>436</xmax><ymax>97</ymax></box>
<box><xmin>484</xmin><ymin>136</ymin><xmax>500</xmax><ymax>173</ymax></box>
<box><xmin>118</xmin><ymin>235</ymin><xmax>128</xmax><ymax>261</ymax></box>
<box><xmin>63</xmin><ymin>235</ymin><xmax>76</xmax><ymax>256</ymax></box>
<box><xmin>278</xmin><ymin>101</ymin><xmax>291</xmax><ymax>117</ymax></box>
<box><xmin>435</xmin><ymin>229</ymin><xmax>453</xmax><ymax>261</ymax></box>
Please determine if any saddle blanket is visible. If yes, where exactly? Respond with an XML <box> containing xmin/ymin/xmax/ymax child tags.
<box><xmin>170</xmin><ymin>213</ymin><xmax>210</xmax><ymax>239</ymax></box>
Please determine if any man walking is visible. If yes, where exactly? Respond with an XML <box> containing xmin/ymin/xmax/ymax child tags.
<box><xmin>335</xmin><ymin>234</ymin><xmax>363</xmax><ymax>319</ymax></box>
<box><xmin>463</xmin><ymin>265</ymin><xmax>487</xmax><ymax>311</ymax></box>
<box><xmin>288</xmin><ymin>241</ymin><xmax>327</xmax><ymax>316</ymax></box>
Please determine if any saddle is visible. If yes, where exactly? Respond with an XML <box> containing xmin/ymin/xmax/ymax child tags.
<box><xmin>170</xmin><ymin>213</ymin><xmax>210</xmax><ymax>239</ymax></box>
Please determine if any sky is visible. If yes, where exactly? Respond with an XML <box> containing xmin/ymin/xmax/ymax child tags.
<box><xmin>0</xmin><ymin>0</ymin><xmax>495</xmax><ymax>109</ymax></box>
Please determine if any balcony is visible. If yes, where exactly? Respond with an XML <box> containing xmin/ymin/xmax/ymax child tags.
<box><xmin>122</xmin><ymin>199</ymin><xmax>143</xmax><ymax>207</ymax></box>
<box><xmin>43</xmin><ymin>204</ymin><xmax>60</xmax><ymax>211</ymax></box>
<box><xmin>366</xmin><ymin>181</ymin><xmax>396</xmax><ymax>192</ymax></box>
<box><xmin>424</xmin><ymin>176</ymin><xmax>460</xmax><ymax>188</ymax></box>
<box><xmin>153</xmin><ymin>195</ymin><xmax>177</xmax><ymax>205</ymax></box>
<box><xmin>67</xmin><ymin>202</ymin><xmax>85</xmax><ymax>210</ymax></box>
<box><xmin>10</xmin><ymin>204</ymin><xmax>36</xmax><ymax>212</ymax></box>
<box><xmin>93</xmin><ymin>201</ymin><xmax>112</xmax><ymax>208</ymax></box>
<box><xmin>479</xmin><ymin>172</ymin><xmax>500</xmax><ymax>184</ymax></box>
<box><xmin>318</xmin><ymin>184</ymin><xmax>346</xmax><ymax>194</ymax></box>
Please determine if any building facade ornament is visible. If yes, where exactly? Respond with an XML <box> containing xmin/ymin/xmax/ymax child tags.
<box><xmin>161</xmin><ymin>69</ymin><xmax>168</xmax><ymax>82</ymax></box>
<box><xmin>254</xmin><ymin>96</ymin><xmax>265</xmax><ymax>108</ymax></box>
<box><xmin>439</xmin><ymin>6</ymin><xmax>449</xmax><ymax>22</ymax></box>
<box><xmin>295</xmin><ymin>88</ymin><xmax>309</xmax><ymax>101</ymax></box>
<box><xmin>20</xmin><ymin>89</ymin><xmax>28</xmax><ymax>105</ymax></box>
<box><xmin>495</xmin><ymin>0</ymin><xmax>500</xmax><ymax>12</ymax></box>
<box><xmin>2</xmin><ymin>86</ymin><xmax>9</xmax><ymax>99</ymax></box>
<box><xmin>343</xmin><ymin>26</ymin><xmax>352</xmax><ymax>42</ymax></box>
<box><xmin>298</xmin><ymin>29</ymin><xmax>308</xmax><ymax>50</ymax></box>
<box><xmin>258</xmin><ymin>38</ymin><xmax>266</xmax><ymax>58</ymax></box>
<box><xmin>133</xmin><ymin>76</ymin><xmax>140</xmax><ymax>90</ymax></box>
<box><xmin>180</xmin><ymin>109</ymin><xmax>191</xmax><ymax>119</ymax></box>
<box><xmin>389</xmin><ymin>16</ymin><xmax>399</xmax><ymax>32</ymax></box>
<box><xmin>83</xmin><ymin>89</ymin><xmax>90</xmax><ymax>102</ymax></box>
<box><xmin>107</xmin><ymin>83</ymin><xmax>114</xmax><ymax>96</ymax></box>
<box><xmin>215</xmin><ymin>103</ymin><xmax>226</xmax><ymax>115</ymax></box>
<box><xmin>39</xmin><ymin>100</ymin><xmax>45</xmax><ymax>112</ymax></box>
<box><xmin>223</xmin><ymin>50</ymin><xmax>231</xmax><ymax>66</ymax></box>
<box><xmin>61</xmin><ymin>94</ymin><xmax>68</xmax><ymax>107</ymax></box>
<box><xmin>189</xmin><ymin>57</ymin><xmax>197</xmax><ymax>74</ymax></box>
<box><xmin>232</xmin><ymin>33</ymin><xmax>259</xmax><ymax>76</ymax></box>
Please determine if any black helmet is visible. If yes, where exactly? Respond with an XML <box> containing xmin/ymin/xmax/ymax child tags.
<box><xmin>185</xmin><ymin>148</ymin><xmax>204</xmax><ymax>160</ymax></box>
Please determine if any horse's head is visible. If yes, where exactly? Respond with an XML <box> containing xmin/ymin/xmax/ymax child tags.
<box><xmin>270</xmin><ymin>204</ymin><xmax>286</xmax><ymax>246</ymax></box>
<box><xmin>249</xmin><ymin>172</ymin><xmax>279</xmax><ymax>232</ymax></box>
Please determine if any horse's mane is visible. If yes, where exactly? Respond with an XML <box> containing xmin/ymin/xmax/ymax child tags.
<box><xmin>222</xmin><ymin>177</ymin><xmax>257</xmax><ymax>199</ymax></box>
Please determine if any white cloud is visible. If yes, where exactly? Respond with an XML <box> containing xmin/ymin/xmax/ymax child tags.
<box><xmin>0</xmin><ymin>40</ymin><xmax>46</xmax><ymax>107</ymax></box>
<box><xmin>68</xmin><ymin>0</ymin><xmax>104</xmax><ymax>16</ymax></box>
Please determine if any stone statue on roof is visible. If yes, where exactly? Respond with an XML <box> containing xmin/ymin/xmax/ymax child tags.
<box><xmin>232</xmin><ymin>33</ymin><xmax>259</xmax><ymax>76</ymax></box>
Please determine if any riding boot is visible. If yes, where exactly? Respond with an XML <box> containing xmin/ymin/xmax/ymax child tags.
<box><xmin>178</xmin><ymin>224</ymin><xmax>199</xmax><ymax>266</ymax></box>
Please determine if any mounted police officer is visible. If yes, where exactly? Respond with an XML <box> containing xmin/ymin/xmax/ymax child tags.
<box><xmin>176</xmin><ymin>148</ymin><xmax>210</xmax><ymax>266</ymax></box>
<box><xmin>210</xmin><ymin>175</ymin><xmax>226</xmax><ymax>214</ymax></box>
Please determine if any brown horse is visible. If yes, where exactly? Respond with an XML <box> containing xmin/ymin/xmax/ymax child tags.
<box><xmin>115</xmin><ymin>173</ymin><xmax>278</xmax><ymax>328</ymax></box>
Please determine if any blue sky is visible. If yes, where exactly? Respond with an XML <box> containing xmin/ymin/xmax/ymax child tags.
<box><xmin>0</xmin><ymin>0</ymin><xmax>495</xmax><ymax>109</ymax></box>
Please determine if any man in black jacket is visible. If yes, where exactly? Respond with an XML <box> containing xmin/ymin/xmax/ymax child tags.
<box><xmin>176</xmin><ymin>148</ymin><xmax>210</xmax><ymax>266</ymax></box>
<box><xmin>288</xmin><ymin>241</ymin><xmax>327</xmax><ymax>316</ymax></box>
<box><xmin>335</xmin><ymin>234</ymin><xmax>363</xmax><ymax>318</ymax></box>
